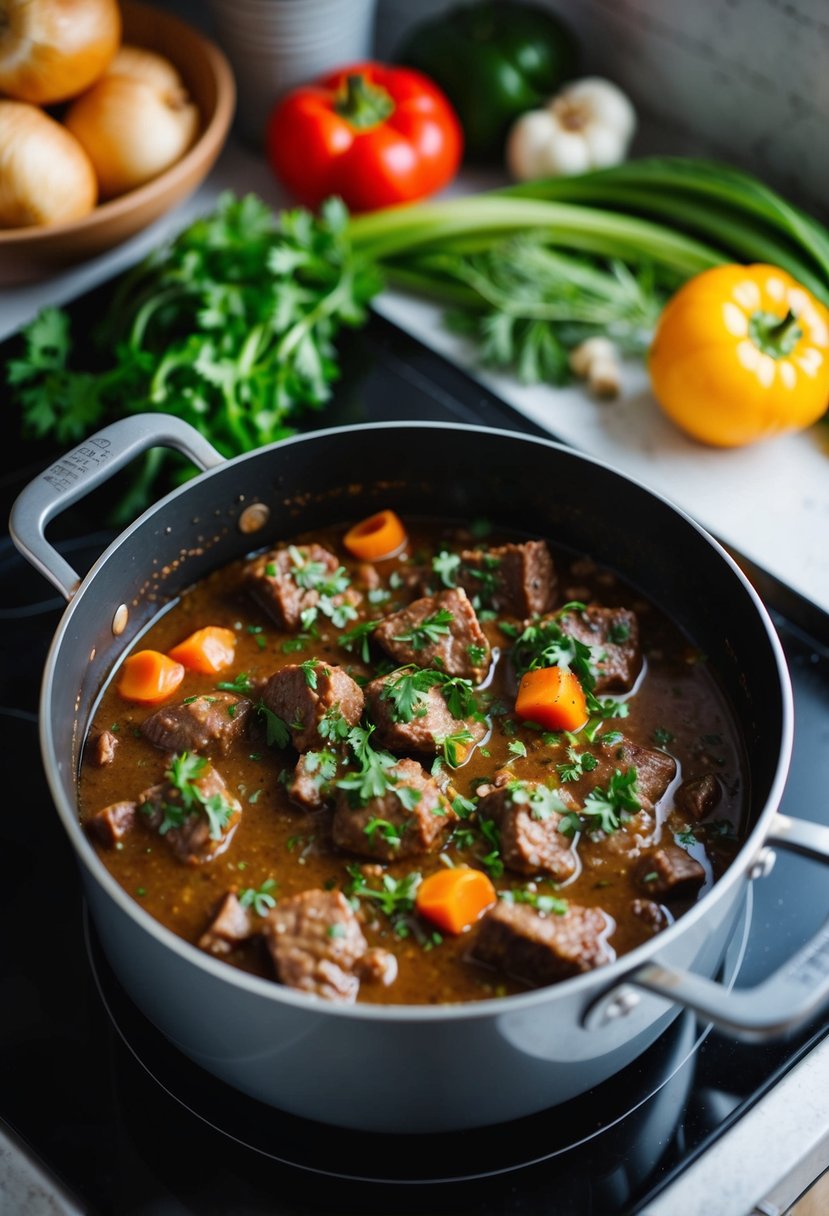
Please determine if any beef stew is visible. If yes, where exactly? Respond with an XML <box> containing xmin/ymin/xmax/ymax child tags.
<box><xmin>79</xmin><ymin>515</ymin><xmax>745</xmax><ymax>1007</ymax></box>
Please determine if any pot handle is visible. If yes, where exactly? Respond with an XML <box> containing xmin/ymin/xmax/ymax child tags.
<box><xmin>9</xmin><ymin>413</ymin><xmax>225</xmax><ymax>601</ymax></box>
<box><xmin>583</xmin><ymin>812</ymin><xmax>829</xmax><ymax>1039</ymax></box>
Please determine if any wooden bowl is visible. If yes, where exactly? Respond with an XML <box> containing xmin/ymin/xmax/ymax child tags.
<box><xmin>0</xmin><ymin>2</ymin><xmax>236</xmax><ymax>286</ymax></box>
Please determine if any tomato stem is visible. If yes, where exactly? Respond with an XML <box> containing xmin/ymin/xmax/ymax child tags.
<box><xmin>334</xmin><ymin>74</ymin><xmax>394</xmax><ymax>130</ymax></box>
<box><xmin>749</xmin><ymin>308</ymin><xmax>803</xmax><ymax>359</ymax></box>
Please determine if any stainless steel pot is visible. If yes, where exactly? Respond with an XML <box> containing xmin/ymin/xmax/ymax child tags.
<box><xmin>11</xmin><ymin>413</ymin><xmax>829</xmax><ymax>1134</ymax></box>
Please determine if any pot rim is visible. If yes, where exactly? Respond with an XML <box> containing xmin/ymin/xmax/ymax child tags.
<box><xmin>38</xmin><ymin>420</ymin><xmax>795</xmax><ymax>1023</ymax></box>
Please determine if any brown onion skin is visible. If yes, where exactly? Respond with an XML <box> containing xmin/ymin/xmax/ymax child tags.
<box><xmin>0</xmin><ymin>0</ymin><xmax>121</xmax><ymax>105</ymax></box>
<box><xmin>0</xmin><ymin>100</ymin><xmax>97</xmax><ymax>227</ymax></box>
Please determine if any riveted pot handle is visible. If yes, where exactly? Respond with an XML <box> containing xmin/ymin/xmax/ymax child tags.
<box><xmin>584</xmin><ymin>813</ymin><xmax>829</xmax><ymax>1039</ymax></box>
<box><xmin>9</xmin><ymin>414</ymin><xmax>225</xmax><ymax>601</ymax></box>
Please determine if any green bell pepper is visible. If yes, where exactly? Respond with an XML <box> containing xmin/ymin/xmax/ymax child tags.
<box><xmin>398</xmin><ymin>1</ymin><xmax>578</xmax><ymax>162</ymax></box>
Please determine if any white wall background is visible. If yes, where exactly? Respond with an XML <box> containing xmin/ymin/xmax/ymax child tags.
<box><xmin>377</xmin><ymin>0</ymin><xmax>829</xmax><ymax>216</ymax></box>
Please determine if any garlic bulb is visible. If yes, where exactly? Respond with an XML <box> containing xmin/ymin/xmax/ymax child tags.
<box><xmin>0</xmin><ymin>100</ymin><xmax>97</xmax><ymax>227</ymax></box>
<box><xmin>506</xmin><ymin>78</ymin><xmax>637</xmax><ymax>182</ymax></box>
<box><xmin>64</xmin><ymin>47</ymin><xmax>200</xmax><ymax>200</ymax></box>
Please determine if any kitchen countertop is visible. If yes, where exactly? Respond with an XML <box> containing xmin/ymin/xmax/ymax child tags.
<box><xmin>2</xmin><ymin>136</ymin><xmax>828</xmax><ymax>622</ymax></box>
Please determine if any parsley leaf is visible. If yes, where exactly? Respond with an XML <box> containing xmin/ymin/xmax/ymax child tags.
<box><xmin>346</xmin><ymin>864</ymin><xmax>422</xmax><ymax>921</ymax></box>
<box><xmin>393</xmin><ymin>608</ymin><xmax>454</xmax><ymax>651</ymax></box>
<box><xmin>160</xmin><ymin>751</ymin><xmax>236</xmax><ymax>840</ymax></box>
<box><xmin>256</xmin><ymin>701</ymin><xmax>291</xmax><ymax>748</ymax></box>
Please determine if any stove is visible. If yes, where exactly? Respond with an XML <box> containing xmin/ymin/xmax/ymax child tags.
<box><xmin>2</xmin><ymin>310</ymin><xmax>829</xmax><ymax>1216</ymax></box>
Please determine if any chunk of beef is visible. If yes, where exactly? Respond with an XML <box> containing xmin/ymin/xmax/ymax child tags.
<box><xmin>365</xmin><ymin>669</ymin><xmax>486</xmax><ymax>756</ymax></box>
<box><xmin>138</xmin><ymin>761</ymin><xmax>242</xmax><ymax>865</ymax></box>
<box><xmin>332</xmin><ymin>757</ymin><xmax>454</xmax><ymax>861</ymax></box>
<box><xmin>477</xmin><ymin>782</ymin><xmax>577</xmax><ymax>881</ymax></box>
<box><xmin>245</xmin><ymin>543</ymin><xmax>359</xmax><ymax>630</ymax></box>
<box><xmin>260</xmin><ymin>662</ymin><xmax>364</xmax><ymax>752</ymax></box>
<box><xmin>457</xmin><ymin>540</ymin><xmax>555</xmax><ymax>618</ymax></box>
<box><xmin>675</xmin><ymin>773</ymin><xmax>722</xmax><ymax>822</ymax></box>
<box><xmin>89</xmin><ymin>729</ymin><xmax>118</xmax><ymax>767</ymax></box>
<box><xmin>86</xmin><ymin>800</ymin><xmax>135</xmax><ymax>847</ymax></box>
<box><xmin>198</xmin><ymin>893</ymin><xmax>254</xmax><ymax>957</ymax></box>
<box><xmin>356</xmin><ymin>948</ymin><xmax>398</xmax><ymax>987</ymax></box>
<box><xmin>373</xmin><ymin>588</ymin><xmax>491</xmax><ymax>682</ymax></box>
<box><xmin>287</xmin><ymin>749</ymin><xmax>340</xmax><ymax>811</ymax></box>
<box><xmin>558</xmin><ymin>606</ymin><xmax>641</xmax><ymax>693</ymax></box>
<box><xmin>631</xmin><ymin>898</ymin><xmax>669</xmax><ymax>933</ymax></box>
<box><xmin>472</xmin><ymin>901</ymin><xmax>613</xmax><ymax>986</ymax></box>
<box><xmin>262</xmin><ymin>889</ymin><xmax>369</xmax><ymax>1003</ymax></box>
<box><xmin>591</xmin><ymin>735</ymin><xmax>677</xmax><ymax>808</ymax></box>
<box><xmin>637</xmin><ymin>845</ymin><xmax>705</xmax><ymax>899</ymax></box>
<box><xmin>141</xmin><ymin>693</ymin><xmax>251</xmax><ymax>757</ymax></box>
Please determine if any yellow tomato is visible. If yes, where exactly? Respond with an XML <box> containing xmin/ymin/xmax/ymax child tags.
<box><xmin>648</xmin><ymin>264</ymin><xmax>829</xmax><ymax>447</ymax></box>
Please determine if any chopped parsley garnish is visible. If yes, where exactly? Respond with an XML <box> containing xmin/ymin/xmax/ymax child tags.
<box><xmin>452</xmin><ymin>794</ymin><xmax>477</xmax><ymax>818</ymax></box>
<box><xmin>477</xmin><ymin>816</ymin><xmax>504</xmax><ymax>879</ymax></box>
<box><xmin>556</xmin><ymin>747</ymin><xmax>599</xmax><ymax>782</ymax></box>
<box><xmin>652</xmin><ymin>727</ymin><xmax>675</xmax><ymax>748</ymax></box>
<box><xmin>676</xmin><ymin>826</ymin><xmax>698</xmax><ymax>846</ymax></box>
<box><xmin>303</xmin><ymin>749</ymin><xmax>339</xmax><ymax>782</ymax></box>
<box><xmin>381</xmin><ymin>665</ymin><xmax>477</xmax><ymax>725</ymax></box>
<box><xmin>500</xmin><ymin>887</ymin><xmax>568</xmax><ymax>916</ymax></box>
<box><xmin>507</xmin><ymin>739</ymin><xmax>528</xmax><ymax>759</ymax></box>
<box><xmin>465</xmin><ymin>554</ymin><xmax>502</xmax><ymax>604</ymax></box>
<box><xmin>335</xmin><ymin>724</ymin><xmax>398</xmax><ymax>805</ymax></box>
<box><xmin>608</xmin><ymin>618</ymin><xmax>632</xmax><ymax>644</ymax></box>
<box><xmin>435</xmin><ymin>727</ymin><xmax>474</xmax><ymax>768</ymax></box>
<box><xmin>364</xmin><ymin>818</ymin><xmax>404</xmax><ymax>847</ymax></box>
<box><xmin>581</xmin><ymin>767</ymin><xmax>640</xmax><ymax>833</ymax></box>
<box><xmin>317</xmin><ymin>704</ymin><xmax>350</xmax><ymax>742</ymax></box>
<box><xmin>285</xmin><ymin>546</ymin><xmax>357</xmax><ymax>629</ymax></box>
<box><xmin>256</xmin><ymin>701</ymin><xmax>291</xmax><ymax>748</ymax></box>
<box><xmin>216</xmin><ymin>672</ymin><xmax>255</xmax><ymax>694</ymax></box>
<box><xmin>160</xmin><ymin>752</ymin><xmax>236</xmax><ymax>840</ymax></box>
<box><xmin>338</xmin><ymin>618</ymin><xmax>380</xmax><ymax>662</ymax></box>
<box><xmin>346</xmin><ymin>864</ymin><xmax>421</xmax><ymax>920</ymax></box>
<box><xmin>239</xmin><ymin>878</ymin><xmax>277</xmax><ymax>916</ymax></box>
<box><xmin>511</xmin><ymin>615</ymin><xmax>600</xmax><ymax>689</ymax></box>
<box><xmin>367</xmin><ymin>587</ymin><xmax>391</xmax><ymax>605</ymax></box>
<box><xmin>393</xmin><ymin>608</ymin><xmax>454</xmax><ymax>651</ymax></box>
<box><xmin>506</xmin><ymin>780</ymin><xmax>568</xmax><ymax>821</ymax></box>
<box><xmin>467</xmin><ymin>643</ymin><xmax>488</xmax><ymax>667</ymax></box>
<box><xmin>299</xmin><ymin>657</ymin><xmax>320</xmax><ymax>689</ymax></box>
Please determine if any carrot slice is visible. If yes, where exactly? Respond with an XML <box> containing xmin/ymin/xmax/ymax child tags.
<box><xmin>168</xmin><ymin>626</ymin><xmax>237</xmax><ymax>674</ymax></box>
<box><xmin>117</xmin><ymin>650</ymin><xmax>185</xmax><ymax>704</ymax></box>
<box><xmin>514</xmin><ymin>666</ymin><xmax>588</xmax><ymax>733</ymax></box>
<box><xmin>415</xmin><ymin>866</ymin><xmax>496</xmax><ymax>935</ymax></box>
<box><xmin>343</xmin><ymin>509</ymin><xmax>407</xmax><ymax>561</ymax></box>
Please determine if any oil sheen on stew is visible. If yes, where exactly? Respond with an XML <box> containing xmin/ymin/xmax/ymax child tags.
<box><xmin>79</xmin><ymin>515</ymin><xmax>745</xmax><ymax>1007</ymax></box>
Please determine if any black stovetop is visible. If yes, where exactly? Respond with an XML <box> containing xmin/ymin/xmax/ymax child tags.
<box><xmin>2</xmin><ymin>312</ymin><xmax>829</xmax><ymax>1215</ymax></box>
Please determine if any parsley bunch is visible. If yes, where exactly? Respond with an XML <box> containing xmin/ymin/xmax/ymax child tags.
<box><xmin>8</xmin><ymin>195</ymin><xmax>381</xmax><ymax>522</ymax></box>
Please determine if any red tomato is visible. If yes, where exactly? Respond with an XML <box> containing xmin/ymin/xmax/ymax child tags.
<box><xmin>266</xmin><ymin>61</ymin><xmax>463</xmax><ymax>212</ymax></box>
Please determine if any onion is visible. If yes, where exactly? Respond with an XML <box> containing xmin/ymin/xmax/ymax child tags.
<box><xmin>64</xmin><ymin>46</ymin><xmax>200</xmax><ymax>200</ymax></box>
<box><xmin>0</xmin><ymin>99</ymin><xmax>97</xmax><ymax>227</ymax></box>
<box><xmin>0</xmin><ymin>0</ymin><xmax>121</xmax><ymax>105</ymax></box>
